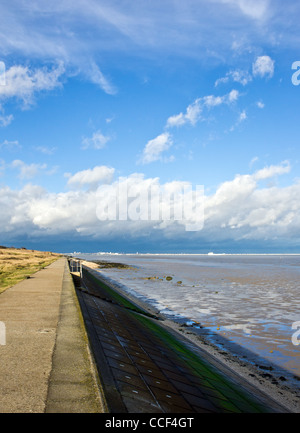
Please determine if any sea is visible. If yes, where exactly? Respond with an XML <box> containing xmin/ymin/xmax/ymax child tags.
<box><xmin>70</xmin><ymin>252</ymin><xmax>300</xmax><ymax>386</ymax></box>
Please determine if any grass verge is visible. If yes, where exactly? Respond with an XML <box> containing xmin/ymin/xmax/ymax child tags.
<box><xmin>0</xmin><ymin>246</ymin><xmax>61</xmax><ymax>294</ymax></box>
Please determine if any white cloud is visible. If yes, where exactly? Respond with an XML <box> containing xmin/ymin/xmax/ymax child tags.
<box><xmin>203</xmin><ymin>95</ymin><xmax>224</xmax><ymax>108</ymax></box>
<box><xmin>81</xmin><ymin>130</ymin><xmax>111</xmax><ymax>150</ymax></box>
<box><xmin>256</xmin><ymin>101</ymin><xmax>265</xmax><ymax>109</ymax></box>
<box><xmin>227</xmin><ymin>89</ymin><xmax>239</xmax><ymax>103</ymax></box>
<box><xmin>229</xmin><ymin>109</ymin><xmax>247</xmax><ymax>132</ymax></box>
<box><xmin>0</xmin><ymin>161</ymin><xmax>298</xmax><ymax>244</ymax></box>
<box><xmin>0</xmin><ymin>139</ymin><xmax>21</xmax><ymax>150</ymax></box>
<box><xmin>166</xmin><ymin>113</ymin><xmax>186</xmax><ymax>128</ymax></box>
<box><xmin>0</xmin><ymin>1</ymin><xmax>284</xmax><ymax>91</ymax></box>
<box><xmin>239</xmin><ymin>110</ymin><xmax>247</xmax><ymax>122</ymax></box>
<box><xmin>203</xmin><ymin>162</ymin><xmax>295</xmax><ymax>239</ymax></box>
<box><xmin>217</xmin><ymin>0</ymin><xmax>270</xmax><ymax>20</ymax></box>
<box><xmin>253</xmin><ymin>161</ymin><xmax>290</xmax><ymax>181</ymax></box>
<box><xmin>140</xmin><ymin>132</ymin><xmax>173</xmax><ymax>164</ymax></box>
<box><xmin>0</xmin><ymin>63</ymin><xmax>65</xmax><ymax>107</ymax></box>
<box><xmin>166</xmin><ymin>100</ymin><xmax>201</xmax><ymax>127</ymax></box>
<box><xmin>216</xmin><ymin>56</ymin><xmax>274</xmax><ymax>91</ymax></box>
<box><xmin>144</xmin><ymin>89</ymin><xmax>241</xmax><ymax>163</ymax></box>
<box><xmin>214</xmin><ymin>76</ymin><xmax>229</xmax><ymax>87</ymax></box>
<box><xmin>166</xmin><ymin>90</ymin><xmax>240</xmax><ymax>128</ymax></box>
<box><xmin>0</xmin><ymin>104</ymin><xmax>13</xmax><ymax>126</ymax></box>
<box><xmin>231</xmin><ymin>70</ymin><xmax>252</xmax><ymax>86</ymax></box>
<box><xmin>34</xmin><ymin>145</ymin><xmax>57</xmax><ymax>155</ymax></box>
<box><xmin>11</xmin><ymin>160</ymin><xmax>47</xmax><ymax>180</ymax></box>
<box><xmin>0</xmin><ymin>0</ymin><xmax>294</xmax><ymax>119</ymax></box>
<box><xmin>0</xmin><ymin>113</ymin><xmax>14</xmax><ymax>127</ymax></box>
<box><xmin>215</xmin><ymin>69</ymin><xmax>252</xmax><ymax>87</ymax></box>
<box><xmin>106</xmin><ymin>116</ymin><xmax>114</xmax><ymax>124</ymax></box>
<box><xmin>252</xmin><ymin>55</ymin><xmax>275</xmax><ymax>78</ymax></box>
<box><xmin>215</xmin><ymin>56</ymin><xmax>274</xmax><ymax>92</ymax></box>
<box><xmin>66</xmin><ymin>166</ymin><xmax>115</xmax><ymax>189</ymax></box>
<box><xmin>249</xmin><ymin>156</ymin><xmax>259</xmax><ymax>168</ymax></box>
<box><xmin>84</xmin><ymin>61</ymin><xmax>117</xmax><ymax>95</ymax></box>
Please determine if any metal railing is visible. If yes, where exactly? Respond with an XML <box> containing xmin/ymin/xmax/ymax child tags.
<box><xmin>69</xmin><ymin>259</ymin><xmax>82</xmax><ymax>278</ymax></box>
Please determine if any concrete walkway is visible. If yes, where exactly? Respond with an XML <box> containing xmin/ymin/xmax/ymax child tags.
<box><xmin>0</xmin><ymin>257</ymin><xmax>105</xmax><ymax>413</ymax></box>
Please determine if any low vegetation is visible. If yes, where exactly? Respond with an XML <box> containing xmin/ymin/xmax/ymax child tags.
<box><xmin>93</xmin><ymin>260</ymin><xmax>133</xmax><ymax>269</ymax></box>
<box><xmin>0</xmin><ymin>246</ymin><xmax>61</xmax><ymax>294</ymax></box>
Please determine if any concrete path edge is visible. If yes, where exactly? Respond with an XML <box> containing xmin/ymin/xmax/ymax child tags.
<box><xmin>44</xmin><ymin>259</ymin><xmax>107</xmax><ymax>413</ymax></box>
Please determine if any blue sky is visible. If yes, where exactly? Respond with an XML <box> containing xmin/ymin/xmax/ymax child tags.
<box><xmin>1</xmin><ymin>0</ymin><xmax>300</xmax><ymax>253</ymax></box>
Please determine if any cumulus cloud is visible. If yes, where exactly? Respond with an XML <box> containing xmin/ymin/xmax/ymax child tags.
<box><xmin>215</xmin><ymin>55</ymin><xmax>274</xmax><ymax>91</ymax></box>
<box><xmin>140</xmin><ymin>132</ymin><xmax>173</xmax><ymax>164</ymax></box>
<box><xmin>252</xmin><ymin>55</ymin><xmax>275</xmax><ymax>78</ymax></box>
<box><xmin>141</xmin><ymin>89</ymin><xmax>241</xmax><ymax>164</ymax></box>
<box><xmin>66</xmin><ymin>165</ymin><xmax>115</xmax><ymax>189</ymax></box>
<box><xmin>0</xmin><ymin>63</ymin><xmax>65</xmax><ymax>108</ymax></box>
<box><xmin>203</xmin><ymin>162</ymin><xmax>293</xmax><ymax>237</ymax></box>
<box><xmin>166</xmin><ymin>100</ymin><xmax>202</xmax><ymax>127</ymax></box>
<box><xmin>0</xmin><ymin>161</ymin><xmax>298</xmax><ymax>245</ymax></box>
<box><xmin>253</xmin><ymin>161</ymin><xmax>290</xmax><ymax>180</ymax></box>
<box><xmin>166</xmin><ymin>90</ymin><xmax>240</xmax><ymax>128</ymax></box>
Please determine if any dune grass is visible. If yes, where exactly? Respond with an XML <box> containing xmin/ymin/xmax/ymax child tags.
<box><xmin>0</xmin><ymin>246</ymin><xmax>61</xmax><ymax>294</ymax></box>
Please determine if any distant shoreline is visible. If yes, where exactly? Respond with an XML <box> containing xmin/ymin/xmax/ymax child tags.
<box><xmin>68</xmin><ymin>251</ymin><xmax>300</xmax><ymax>256</ymax></box>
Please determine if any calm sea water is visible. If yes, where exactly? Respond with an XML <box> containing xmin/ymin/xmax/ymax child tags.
<box><xmin>73</xmin><ymin>253</ymin><xmax>300</xmax><ymax>382</ymax></box>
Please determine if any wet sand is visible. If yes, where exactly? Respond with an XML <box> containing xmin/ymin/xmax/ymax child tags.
<box><xmin>164</xmin><ymin>318</ymin><xmax>300</xmax><ymax>413</ymax></box>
